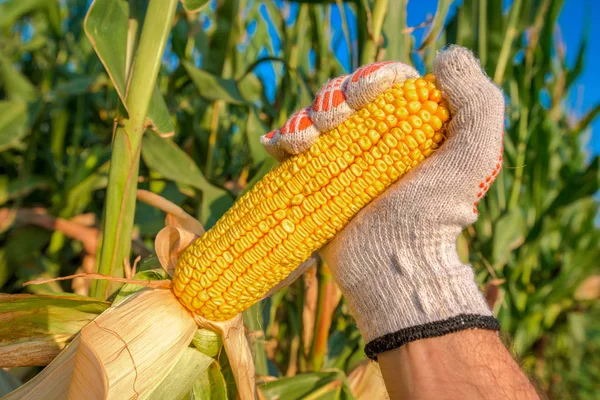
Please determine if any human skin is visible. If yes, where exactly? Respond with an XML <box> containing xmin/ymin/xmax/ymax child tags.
<box><xmin>378</xmin><ymin>330</ymin><xmax>540</xmax><ymax>400</ymax></box>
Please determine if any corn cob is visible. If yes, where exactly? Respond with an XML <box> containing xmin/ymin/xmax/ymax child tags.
<box><xmin>173</xmin><ymin>74</ymin><xmax>450</xmax><ymax>321</ymax></box>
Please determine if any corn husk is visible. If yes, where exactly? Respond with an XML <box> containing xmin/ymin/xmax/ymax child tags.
<box><xmin>68</xmin><ymin>288</ymin><xmax>197</xmax><ymax>398</ymax></box>
<box><xmin>2</xmin><ymin>288</ymin><xmax>197</xmax><ymax>399</ymax></box>
<box><xmin>194</xmin><ymin>314</ymin><xmax>256</xmax><ymax>399</ymax></box>
<box><xmin>137</xmin><ymin>189</ymin><xmax>204</xmax><ymax>236</ymax></box>
<box><xmin>2</xmin><ymin>337</ymin><xmax>81</xmax><ymax>400</ymax></box>
<box><xmin>347</xmin><ymin>361</ymin><xmax>388</xmax><ymax>400</ymax></box>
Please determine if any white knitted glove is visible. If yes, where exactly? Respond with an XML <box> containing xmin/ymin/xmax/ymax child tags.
<box><xmin>260</xmin><ymin>46</ymin><xmax>504</xmax><ymax>360</ymax></box>
<box><xmin>321</xmin><ymin>46</ymin><xmax>504</xmax><ymax>359</ymax></box>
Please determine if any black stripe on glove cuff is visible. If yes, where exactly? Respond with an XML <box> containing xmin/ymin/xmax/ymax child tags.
<box><xmin>364</xmin><ymin>314</ymin><xmax>501</xmax><ymax>360</ymax></box>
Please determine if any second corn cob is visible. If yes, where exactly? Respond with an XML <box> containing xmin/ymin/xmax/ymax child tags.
<box><xmin>173</xmin><ymin>68</ymin><xmax>450</xmax><ymax>321</ymax></box>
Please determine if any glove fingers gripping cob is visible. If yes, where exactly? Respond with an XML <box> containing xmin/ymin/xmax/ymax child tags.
<box><xmin>173</xmin><ymin>62</ymin><xmax>451</xmax><ymax>321</ymax></box>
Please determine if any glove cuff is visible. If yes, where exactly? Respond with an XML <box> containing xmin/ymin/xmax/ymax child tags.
<box><xmin>342</xmin><ymin>261</ymin><xmax>497</xmax><ymax>358</ymax></box>
<box><xmin>364</xmin><ymin>314</ymin><xmax>500</xmax><ymax>360</ymax></box>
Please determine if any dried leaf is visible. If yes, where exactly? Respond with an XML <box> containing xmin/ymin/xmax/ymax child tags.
<box><xmin>195</xmin><ymin>314</ymin><xmax>256</xmax><ymax>400</ymax></box>
<box><xmin>68</xmin><ymin>289</ymin><xmax>197</xmax><ymax>399</ymax></box>
<box><xmin>484</xmin><ymin>279</ymin><xmax>506</xmax><ymax>310</ymax></box>
<box><xmin>574</xmin><ymin>275</ymin><xmax>600</xmax><ymax>300</ymax></box>
<box><xmin>310</xmin><ymin>262</ymin><xmax>342</xmax><ymax>371</ymax></box>
<box><xmin>1</xmin><ymin>336</ymin><xmax>80</xmax><ymax>399</ymax></box>
<box><xmin>137</xmin><ymin>189</ymin><xmax>205</xmax><ymax>236</ymax></box>
<box><xmin>69</xmin><ymin>213</ymin><xmax>96</xmax><ymax>227</ymax></box>
<box><xmin>3</xmin><ymin>290</ymin><xmax>198</xmax><ymax>399</ymax></box>
<box><xmin>0</xmin><ymin>208</ymin><xmax>16</xmax><ymax>233</ymax></box>
<box><xmin>7</xmin><ymin>208</ymin><xmax>99</xmax><ymax>254</ymax></box>
<box><xmin>155</xmin><ymin>226</ymin><xmax>199</xmax><ymax>276</ymax></box>
<box><xmin>71</xmin><ymin>254</ymin><xmax>96</xmax><ymax>295</ymax></box>
<box><xmin>302</xmin><ymin>264</ymin><xmax>318</xmax><ymax>357</ymax></box>
<box><xmin>347</xmin><ymin>361</ymin><xmax>387</xmax><ymax>400</ymax></box>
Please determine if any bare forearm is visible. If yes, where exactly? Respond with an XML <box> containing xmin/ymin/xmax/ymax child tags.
<box><xmin>378</xmin><ymin>330</ymin><xmax>539</xmax><ymax>400</ymax></box>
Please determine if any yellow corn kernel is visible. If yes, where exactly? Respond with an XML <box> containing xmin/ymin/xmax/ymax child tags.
<box><xmin>173</xmin><ymin>75</ymin><xmax>450</xmax><ymax>320</ymax></box>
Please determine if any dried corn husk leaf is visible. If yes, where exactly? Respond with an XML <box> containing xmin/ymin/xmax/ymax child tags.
<box><xmin>0</xmin><ymin>294</ymin><xmax>109</xmax><ymax>368</ymax></box>
<box><xmin>2</xmin><ymin>289</ymin><xmax>198</xmax><ymax>399</ymax></box>
<box><xmin>72</xmin><ymin>254</ymin><xmax>97</xmax><ymax>296</ymax></box>
<box><xmin>137</xmin><ymin>189</ymin><xmax>204</xmax><ymax>236</ymax></box>
<box><xmin>348</xmin><ymin>361</ymin><xmax>387</xmax><ymax>400</ymax></box>
<box><xmin>67</xmin><ymin>288</ymin><xmax>197</xmax><ymax>399</ymax></box>
<box><xmin>195</xmin><ymin>314</ymin><xmax>256</xmax><ymax>400</ymax></box>
<box><xmin>155</xmin><ymin>226</ymin><xmax>198</xmax><ymax>276</ymax></box>
<box><xmin>2</xmin><ymin>336</ymin><xmax>81</xmax><ymax>399</ymax></box>
<box><xmin>302</xmin><ymin>264</ymin><xmax>318</xmax><ymax>356</ymax></box>
<box><xmin>484</xmin><ymin>279</ymin><xmax>506</xmax><ymax>310</ymax></box>
<box><xmin>0</xmin><ymin>208</ymin><xmax>17</xmax><ymax>233</ymax></box>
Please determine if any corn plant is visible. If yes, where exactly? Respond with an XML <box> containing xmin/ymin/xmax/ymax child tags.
<box><xmin>0</xmin><ymin>0</ymin><xmax>598</xmax><ymax>398</ymax></box>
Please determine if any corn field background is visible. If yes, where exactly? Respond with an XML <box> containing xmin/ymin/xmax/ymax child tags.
<box><xmin>0</xmin><ymin>0</ymin><xmax>599</xmax><ymax>398</ymax></box>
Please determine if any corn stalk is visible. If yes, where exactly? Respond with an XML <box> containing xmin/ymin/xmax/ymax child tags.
<box><xmin>91</xmin><ymin>0</ymin><xmax>178</xmax><ymax>299</ymax></box>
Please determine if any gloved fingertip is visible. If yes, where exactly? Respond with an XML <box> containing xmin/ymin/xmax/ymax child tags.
<box><xmin>433</xmin><ymin>45</ymin><xmax>484</xmax><ymax>82</ymax></box>
<box><xmin>432</xmin><ymin>45</ymin><xmax>504</xmax><ymax>116</ymax></box>
<box><xmin>260</xmin><ymin>131</ymin><xmax>290</xmax><ymax>162</ymax></box>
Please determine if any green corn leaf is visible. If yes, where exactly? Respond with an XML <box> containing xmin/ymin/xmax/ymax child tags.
<box><xmin>566</xmin><ymin>13</ymin><xmax>589</xmax><ymax>89</ymax></box>
<box><xmin>0</xmin><ymin>101</ymin><xmax>28</xmax><ymax>152</ymax></box>
<box><xmin>0</xmin><ymin>370</ymin><xmax>21</xmax><ymax>398</ymax></box>
<box><xmin>574</xmin><ymin>103</ymin><xmax>600</xmax><ymax>135</ymax></box>
<box><xmin>141</xmin><ymin>130</ymin><xmax>234</xmax><ymax>226</ymax></box>
<box><xmin>492</xmin><ymin>210</ymin><xmax>525</xmax><ymax>267</ymax></box>
<box><xmin>549</xmin><ymin>157</ymin><xmax>599</xmax><ymax>211</ymax></box>
<box><xmin>0</xmin><ymin>175</ymin><xmax>52</xmax><ymax>207</ymax></box>
<box><xmin>0</xmin><ymin>0</ymin><xmax>60</xmax><ymax>35</ymax></box>
<box><xmin>543</xmin><ymin>303</ymin><xmax>562</xmax><ymax>328</ymax></box>
<box><xmin>259</xmin><ymin>370</ymin><xmax>353</xmax><ymax>400</ymax></box>
<box><xmin>84</xmin><ymin>0</ymin><xmax>174</xmax><ymax>134</ymax></box>
<box><xmin>455</xmin><ymin>0</ymin><xmax>476</xmax><ymax>49</ymax></box>
<box><xmin>180</xmin><ymin>0</ymin><xmax>210</xmax><ymax>12</ymax></box>
<box><xmin>49</xmin><ymin>75</ymin><xmax>100</xmax><ymax>99</ymax></box>
<box><xmin>493</xmin><ymin>0</ymin><xmax>522</xmax><ymax>84</ymax></box>
<box><xmin>112</xmin><ymin>268</ymin><xmax>170</xmax><ymax>304</ymax></box>
<box><xmin>183</xmin><ymin>61</ymin><xmax>247</xmax><ymax>104</ymax></box>
<box><xmin>0</xmin><ymin>54</ymin><xmax>38</xmax><ymax>102</ymax></box>
<box><xmin>245</xmin><ymin>107</ymin><xmax>270</xmax><ymax>165</ymax></box>
<box><xmin>419</xmin><ymin>0</ymin><xmax>453</xmax><ymax>51</ymax></box>
<box><xmin>0</xmin><ymin>250</ymin><xmax>9</xmax><ymax>288</ymax></box>
<box><xmin>382</xmin><ymin>0</ymin><xmax>412</xmax><ymax>64</ymax></box>
<box><xmin>484</xmin><ymin>0</ymin><xmax>504</xmax><ymax>71</ymax></box>
<box><xmin>0</xmin><ymin>0</ymin><xmax>45</xmax><ymax>28</ymax></box>
<box><xmin>190</xmin><ymin>362</ymin><xmax>228</xmax><ymax>400</ymax></box>
<box><xmin>147</xmin><ymin>347</ymin><xmax>215</xmax><ymax>400</ymax></box>
<box><xmin>242</xmin><ymin>303</ymin><xmax>269</xmax><ymax>376</ymax></box>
